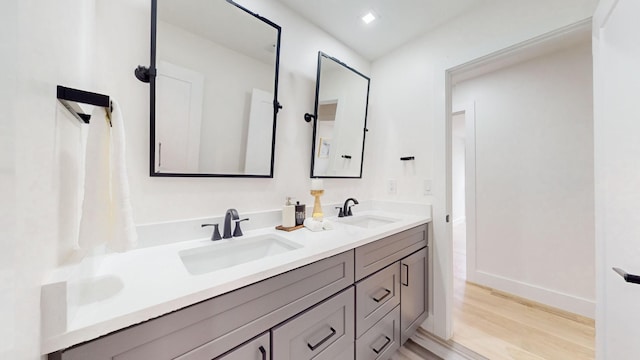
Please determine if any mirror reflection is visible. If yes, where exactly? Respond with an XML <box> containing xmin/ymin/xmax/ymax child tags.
<box><xmin>311</xmin><ymin>52</ymin><xmax>370</xmax><ymax>178</ymax></box>
<box><xmin>151</xmin><ymin>0</ymin><xmax>281</xmax><ymax>177</ymax></box>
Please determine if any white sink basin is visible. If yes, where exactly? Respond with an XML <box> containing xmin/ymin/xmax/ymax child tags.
<box><xmin>335</xmin><ymin>214</ymin><xmax>400</xmax><ymax>229</ymax></box>
<box><xmin>179</xmin><ymin>235</ymin><xmax>302</xmax><ymax>275</ymax></box>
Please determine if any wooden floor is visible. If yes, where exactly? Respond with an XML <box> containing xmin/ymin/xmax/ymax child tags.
<box><xmin>452</xmin><ymin>223</ymin><xmax>595</xmax><ymax>360</ymax></box>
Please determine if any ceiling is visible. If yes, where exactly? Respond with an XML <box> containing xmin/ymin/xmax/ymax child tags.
<box><xmin>273</xmin><ymin>0</ymin><xmax>490</xmax><ymax>61</ymax></box>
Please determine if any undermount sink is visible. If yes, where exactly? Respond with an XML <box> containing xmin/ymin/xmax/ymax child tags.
<box><xmin>335</xmin><ymin>214</ymin><xmax>400</xmax><ymax>229</ymax></box>
<box><xmin>179</xmin><ymin>234</ymin><xmax>302</xmax><ymax>275</ymax></box>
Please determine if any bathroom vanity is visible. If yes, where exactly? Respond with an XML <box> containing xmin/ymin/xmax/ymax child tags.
<box><xmin>44</xmin><ymin>208</ymin><xmax>430</xmax><ymax>360</ymax></box>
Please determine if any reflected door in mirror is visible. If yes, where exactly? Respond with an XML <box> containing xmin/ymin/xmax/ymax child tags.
<box><xmin>150</xmin><ymin>0</ymin><xmax>281</xmax><ymax>177</ymax></box>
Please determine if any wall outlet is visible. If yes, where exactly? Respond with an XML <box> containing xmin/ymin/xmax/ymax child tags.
<box><xmin>423</xmin><ymin>179</ymin><xmax>432</xmax><ymax>195</ymax></box>
<box><xmin>388</xmin><ymin>179</ymin><xmax>397</xmax><ymax>195</ymax></box>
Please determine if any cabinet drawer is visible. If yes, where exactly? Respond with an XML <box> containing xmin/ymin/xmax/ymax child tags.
<box><xmin>355</xmin><ymin>224</ymin><xmax>428</xmax><ymax>280</ymax></box>
<box><xmin>272</xmin><ymin>287</ymin><xmax>355</xmax><ymax>360</ymax></box>
<box><xmin>171</xmin><ymin>331</ymin><xmax>269</xmax><ymax>360</ymax></box>
<box><xmin>58</xmin><ymin>251</ymin><xmax>354</xmax><ymax>360</ymax></box>
<box><xmin>356</xmin><ymin>306</ymin><xmax>400</xmax><ymax>360</ymax></box>
<box><xmin>174</xmin><ymin>331</ymin><xmax>269</xmax><ymax>360</ymax></box>
<box><xmin>355</xmin><ymin>263</ymin><xmax>400</xmax><ymax>338</ymax></box>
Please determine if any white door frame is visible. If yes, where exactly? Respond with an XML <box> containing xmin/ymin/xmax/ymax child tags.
<box><xmin>451</xmin><ymin>103</ymin><xmax>477</xmax><ymax>283</ymax></box>
<box><xmin>593</xmin><ymin>1</ymin><xmax>640</xmax><ymax>358</ymax></box>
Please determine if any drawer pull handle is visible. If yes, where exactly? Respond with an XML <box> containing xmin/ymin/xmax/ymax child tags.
<box><xmin>372</xmin><ymin>288</ymin><xmax>392</xmax><ymax>303</ymax></box>
<box><xmin>613</xmin><ymin>267</ymin><xmax>640</xmax><ymax>285</ymax></box>
<box><xmin>372</xmin><ymin>336</ymin><xmax>392</xmax><ymax>354</ymax></box>
<box><xmin>402</xmin><ymin>263</ymin><xmax>409</xmax><ymax>286</ymax></box>
<box><xmin>307</xmin><ymin>326</ymin><xmax>336</xmax><ymax>351</ymax></box>
<box><xmin>259</xmin><ymin>345</ymin><xmax>267</xmax><ymax>360</ymax></box>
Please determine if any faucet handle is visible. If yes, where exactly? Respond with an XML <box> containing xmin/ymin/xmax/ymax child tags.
<box><xmin>233</xmin><ymin>218</ymin><xmax>250</xmax><ymax>237</ymax></box>
<box><xmin>347</xmin><ymin>204</ymin><xmax>356</xmax><ymax>216</ymax></box>
<box><xmin>335</xmin><ymin>207</ymin><xmax>344</xmax><ymax>217</ymax></box>
<box><xmin>201</xmin><ymin>223</ymin><xmax>222</xmax><ymax>241</ymax></box>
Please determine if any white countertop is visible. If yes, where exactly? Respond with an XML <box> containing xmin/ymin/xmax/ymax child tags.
<box><xmin>41</xmin><ymin>207</ymin><xmax>431</xmax><ymax>354</ymax></box>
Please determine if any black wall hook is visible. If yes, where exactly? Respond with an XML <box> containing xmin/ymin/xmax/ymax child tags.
<box><xmin>134</xmin><ymin>66</ymin><xmax>154</xmax><ymax>83</ymax></box>
<box><xmin>304</xmin><ymin>113</ymin><xmax>316</xmax><ymax>123</ymax></box>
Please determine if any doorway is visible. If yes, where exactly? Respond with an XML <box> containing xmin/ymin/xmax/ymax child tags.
<box><xmin>445</xmin><ymin>21</ymin><xmax>596</xmax><ymax>359</ymax></box>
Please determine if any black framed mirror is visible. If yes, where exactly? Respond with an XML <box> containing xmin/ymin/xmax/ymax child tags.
<box><xmin>310</xmin><ymin>52</ymin><xmax>370</xmax><ymax>178</ymax></box>
<box><xmin>145</xmin><ymin>0</ymin><xmax>282</xmax><ymax>177</ymax></box>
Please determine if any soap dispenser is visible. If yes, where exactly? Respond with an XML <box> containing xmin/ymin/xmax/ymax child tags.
<box><xmin>282</xmin><ymin>197</ymin><xmax>296</xmax><ymax>228</ymax></box>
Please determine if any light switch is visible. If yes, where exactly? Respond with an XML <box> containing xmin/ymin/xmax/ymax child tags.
<box><xmin>423</xmin><ymin>179</ymin><xmax>432</xmax><ymax>195</ymax></box>
<box><xmin>388</xmin><ymin>179</ymin><xmax>397</xmax><ymax>195</ymax></box>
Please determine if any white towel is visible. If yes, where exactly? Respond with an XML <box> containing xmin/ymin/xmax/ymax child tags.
<box><xmin>109</xmin><ymin>100</ymin><xmax>137</xmax><ymax>252</ymax></box>
<box><xmin>303</xmin><ymin>218</ymin><xmax>323</xmax><ymax>232</ymax></box>
<box><xmin>303</xmin><ymin>218</ymin><xmax>333</xmax><ymax>232</ymax></box>
<box><xmin>77</xmin><ymin>100</ymin><xmax>137</xmax><ymax>255</ymax></box>
<box><xmin>77</xmin><ymin>104</ymin><xmax>112</xmax><ymax>254</ymax></box>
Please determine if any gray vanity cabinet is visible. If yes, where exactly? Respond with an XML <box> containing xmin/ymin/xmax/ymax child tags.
<box><xmin>272</xmin><ymin>287</ymin><xmax>355</xmax><ymax>360</ymax></box>
<box><xmin>400</xmin><ymin>247</ymin><xmax>429</xmax><ymax>344</ymax></box>
<box><xmin>49</xmin><ymin>223</ymin><xmax>430</xmax><ymax>360</ymax></box>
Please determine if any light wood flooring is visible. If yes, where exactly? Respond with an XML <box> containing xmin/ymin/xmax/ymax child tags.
<box><xmin>452</xmin><ymin>222</ymin><xmax>595</xmax><ymax>360</ymax></box>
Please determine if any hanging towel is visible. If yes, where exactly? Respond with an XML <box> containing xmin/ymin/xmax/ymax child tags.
<box><xmin>77</xmin><ymin>100</ymin><xmax>137</xmax><ymax>255</ymax></box>
<box><xmin>109</xmin><ymin>100</ymin><xmax>137</xmax><ymax>252</ymax></box>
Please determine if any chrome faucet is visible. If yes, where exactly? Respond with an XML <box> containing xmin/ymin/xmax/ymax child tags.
<box><xmin>342</xmin><ymin>198</ymin><xmax>359</xmax><ymax>217</ymax></box>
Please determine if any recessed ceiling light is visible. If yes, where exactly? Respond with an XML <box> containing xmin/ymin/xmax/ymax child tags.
<box><xmin>362</xmin><ymin>12</ymin><xmax>376</xmax><ymax>24</ymax></box>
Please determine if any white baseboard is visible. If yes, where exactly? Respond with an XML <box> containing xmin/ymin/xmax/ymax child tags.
<box><xmin>472</xmin><ymin>270</ymin><xmax>596</xmax><ymax>318</ymax></box>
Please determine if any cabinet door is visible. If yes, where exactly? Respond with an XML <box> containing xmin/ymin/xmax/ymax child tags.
<box><xmin>173</xmin><ymin>332</ymin><xmax>270</xmax><ymax>360</ymax></box>
<box><xmin>272</xmin><ymin>287</ymin><xmax>355</xmax><ymax>360</ymax></box>
<box><xmin>400</xmin><ymin>247</ymin><xmax>428</xmax><ymax>344</ymax></box>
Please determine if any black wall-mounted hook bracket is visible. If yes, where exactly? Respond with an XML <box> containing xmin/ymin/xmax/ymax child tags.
<box><xmin>134</xmin><ymin>65</ymin><xmax>156</xmax><ymax>83</ymax></box>
<box><xmin>341</xmin><ymin>155</ymin><xmax>352</xmax><ymax>159</ymax></box>
<box><xmin>304</xmin><ymin>113</ymin><xmax>316</xmax><ymax>123</ymax></box>
<box><xmin>400</xmin><ymin>156</ymin><xmax>415</xmax><ymax>161</ymax></box>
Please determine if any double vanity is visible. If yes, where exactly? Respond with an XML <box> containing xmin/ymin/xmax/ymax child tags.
<box><xmin>45</xmin><ymin>206</ymin><xmax>431</xmax><ymax>360</ymax></box>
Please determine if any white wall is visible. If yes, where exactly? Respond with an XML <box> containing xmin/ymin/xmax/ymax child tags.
<box><xmin>369</xmin><ymin>0</ymin><xmax>597</xmax><ymax>338</ymax></box>
<box><xmin>2</xmin><ymin>1</ymin><xmax>97</xmax><ymax>359</ymax></box>
<box><xmin>453</xmin><ymin>42</ymin><xmax>595</xmax><ymax>316</ymax></box>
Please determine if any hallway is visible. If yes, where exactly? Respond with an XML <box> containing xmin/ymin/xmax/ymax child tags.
<box><xmin>451</xmin><ymin>223</ymin><xmax>595</xmax><ymax>359</ymax></box>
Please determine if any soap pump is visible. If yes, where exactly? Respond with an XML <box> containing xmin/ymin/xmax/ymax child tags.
<box><xmin>282</xmin><ymin>197</ymin><xmax>296</xmax><ymax>228</ymax></box>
